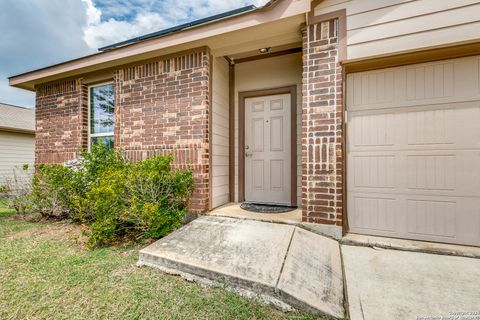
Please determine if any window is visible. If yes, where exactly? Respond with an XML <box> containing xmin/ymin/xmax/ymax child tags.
<box><xmin>89</xmin><ymin>83</ymin><xmax>115</xmax><ymax>150</ymax></box>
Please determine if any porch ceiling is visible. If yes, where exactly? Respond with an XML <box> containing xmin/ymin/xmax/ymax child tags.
<box><xmin>226</xmin><ymin>42</ymin><xmax>302</xmax><ymax>62</ymax></box>
<box><xmin>208</xmin><ymin>15</ymin><xmax>304</xmax><ymax>58</ymax></box>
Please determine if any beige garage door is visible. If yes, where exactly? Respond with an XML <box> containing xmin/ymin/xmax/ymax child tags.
<box><xmin>346</xmin><ymin>55</ymin><xmax>480</xmax><ymax>246</ymax></box>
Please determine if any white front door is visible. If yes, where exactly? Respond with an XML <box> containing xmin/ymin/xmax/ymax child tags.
<box><xmin>245</xmin><ymin>94</ymin><xmax>291</xmax><ymax>205</ymax></box>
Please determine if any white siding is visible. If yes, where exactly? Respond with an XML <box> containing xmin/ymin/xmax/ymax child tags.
<box><xmin>235</xmin><ymin>54</ymin><xmax>302</xmax><ymax>205</ymax></box>
<box><xmin>313</xmin><ymin>0</ymin><xmax>480</xmax><ymax>60</ymax></box>
<box><xmin>211</xmin><ymin>57</ymin><xmax>230</xmax><ymax>209</ymax></box>
<box><xmin>0</xmin><ymin>131</ymin><xmax>35</xmax><ymax>184</ymax></box>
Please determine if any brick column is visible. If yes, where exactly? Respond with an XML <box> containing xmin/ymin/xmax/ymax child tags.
<box><xmin>302</xmin><ymin>20</ymin><xmax>344</xmax><ymax>227</ymax></box>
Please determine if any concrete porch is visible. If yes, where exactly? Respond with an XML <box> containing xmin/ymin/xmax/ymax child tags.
<box><xmin>209</xmin><ymin>203</ymin><xmax>480</xmax><ymax>258</ymax></box>
<box><xmin>138</xmin><ymin>215</ymin><xmax>345</xmax><ymax>319</ymax></box>
<box><xmin>138</xmin><ymin>215</ymin><xmax>480</xmax><ymax>319</ymax></box>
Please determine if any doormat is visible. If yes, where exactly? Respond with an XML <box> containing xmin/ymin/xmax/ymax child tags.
<box><xmin>240</xmin><ymin>202</ymin><xmax>296</xmax><ymax>214</ymax></box>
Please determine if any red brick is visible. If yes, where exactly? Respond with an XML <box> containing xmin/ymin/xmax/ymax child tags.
<box><xmin>301</xmin><ymin>19</ymin><xmax>344</xmax><ymax>226</ymax></box>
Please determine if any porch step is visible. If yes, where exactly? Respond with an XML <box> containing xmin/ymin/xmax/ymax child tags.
<box><xmin>138</xmin><ymin>216</ymin><xmax>344</xmax><ymax>319</ymax></box>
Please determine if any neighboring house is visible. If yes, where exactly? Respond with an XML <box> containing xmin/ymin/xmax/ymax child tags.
<box><xmin>9</xmin><ymin>0</ymin><xmax>480</xmax><ymax>247</ymax></box>
<box><xmin>0</xmin><ymin>103</ymin><xmax>35</xmax><ymax>184</ymax></box>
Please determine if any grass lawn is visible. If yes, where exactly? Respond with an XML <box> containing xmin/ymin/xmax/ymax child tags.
<box><xmin>0</xmin><ymin>200</ymin><xmax>322</xmax><ymax>320</ymax></box>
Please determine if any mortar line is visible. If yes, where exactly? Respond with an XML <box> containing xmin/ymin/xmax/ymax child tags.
<box><xmin>275</xmin><ymin>227</ymin><xmax>297</xmax><ymax>290</ymax></box>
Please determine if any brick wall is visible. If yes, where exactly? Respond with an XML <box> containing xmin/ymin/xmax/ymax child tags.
<box><xmin>301</xmin><ymin>20</ymin><xmax>344</xmax><ymax>226</ymax></box>
<box><xmin>34</xmin><ymin>48</ymin><xmax>212</xmax><ymax>214</ymax></box>
<box><xmin>116</xmin><ymin>49</ymin><xmax>212</xmax><ymax>213</ymax></box>
<box><xmin>35</xmin><ymin>79</ymin><xmax>88</xmax><ymax>164</ymax></box>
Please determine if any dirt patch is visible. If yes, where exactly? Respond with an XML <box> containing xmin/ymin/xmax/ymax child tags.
<box><xmin>9</xmin><ymin>213</ymin><xmax>44</xmax><ymax>223</ymax></box>
<box><xmin>8</xmin><ymin>221</ymin><xmax>89</xmax><ymax>246</ymax></box>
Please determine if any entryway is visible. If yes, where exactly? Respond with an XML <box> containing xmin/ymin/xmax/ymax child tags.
<box><xmin>210</xmin><ymin>51</ymin><xmax>302</xmax><ymax>214</ymax></box>
<box><xmin>239</xmin><ymin>86</ymin><xmax>297</xmax><ymax>207</ymax></box>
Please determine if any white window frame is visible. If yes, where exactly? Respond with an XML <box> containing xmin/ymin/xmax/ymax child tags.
<box><xmin>88</xmin><ymin>81</ymin><xmax>115</xmax><ymax>151</ymax></box>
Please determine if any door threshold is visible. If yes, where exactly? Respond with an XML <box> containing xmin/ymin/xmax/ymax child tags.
<box><xmin>209</xmin><ymin>202</ymin><xmax>302</xmax><ymax>225</ymax></box>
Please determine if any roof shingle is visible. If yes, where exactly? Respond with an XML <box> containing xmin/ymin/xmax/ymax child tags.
<box><xmin>0</xmin><ymin>103</ymin><xmax>35</xmax><ymax>133</ymax></box>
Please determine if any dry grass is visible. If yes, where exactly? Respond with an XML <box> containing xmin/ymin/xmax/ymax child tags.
<box><xmin>0</xmin><ymin>205</ymin><xmax>322</xmax><ymax>320</ymax></box>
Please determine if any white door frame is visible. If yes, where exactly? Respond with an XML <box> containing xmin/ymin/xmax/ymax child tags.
<box><xmin>238</xmin><ymin>85</ymin><xmax>297</xmax><ymax>207</ymax></box>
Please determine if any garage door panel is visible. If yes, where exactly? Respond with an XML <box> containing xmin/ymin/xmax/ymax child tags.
<box><xmin>347</xmin><ymin>56</ymin><xmax>480</xmax><ymax>113</ymax></box>
<box><xmin>405</xmin><ymin>151</ymin><xmax>480</xmax><ymax>197</ymax></box>
<box><xmin>406</xmin><ymin>198</ymin><xmax>457</xmax><ymax>238</ymax></box>
<box><xmin>348</xmin><ymin>193</ymin><xmax>399</xmax><ymax>234</ymax></box>
<box><xmin>406</xmin><ymin>102</ymin><xmax>480</xmax><ymax>149</ymax></box>
<box><xmin>347</xmin><ymin>55</ymin><xmax>480</xmax><ymax>246</ymax></box>
<box><xmin>406</xmin><ymin>108</ymin><xmax>454</xmax><ymax>146</ymax></box>
<box><xmin>349</xmin><ymin>112</ymin><xmax>396</xmax><ymax>148</ymax></box>
<box><xmin>350</xmin><ymin>151</ymin><xmax>480</xmax><ymax>198</ymax></box>
<box><xmin>349</xmin><ymin>193</ymin><xmax>480</xmax><ymax>245</ymax></box>
<box><xmin>351</xmin><ymin>154</ymin><xmax>396</xmax><ymax>190</ymax></box>
<box><xmin>405</xmin><ymin>62</ymin><xmax>454</xmax><ymax>101</ymax></box>
<box><xmin>404</xmin><ymin>195</ymin><xmax>480</xmax><ymax>245</ymax></box>
<box><xmin>349</xmin><ymin>103</ymin><xmax>480</xmax><ymax>152</ymax></box>
<box><xmin>406</xmin><ymin>154</ymin><xmax>455</xmax><ymax>192</ymax></box>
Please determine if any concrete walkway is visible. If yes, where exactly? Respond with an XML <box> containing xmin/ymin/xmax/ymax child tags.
<box><xmin>343</xmin><ymin>245</ymin><xmax>480</xmax><ymax>320</ymax></box>
<box><xmin>138</xmin><ymin>216</ymin><xmax>345</xmax><ymax>319</ymax></box>
<box><xmin>138</xmin><ymin>216</ymin><xmax>480</xmax><ymax>319</ymax></box>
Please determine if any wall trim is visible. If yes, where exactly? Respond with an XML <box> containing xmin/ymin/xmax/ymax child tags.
<box><xmin>208</xmin><ymin>53</ymin><xmax>214</xmax><ymax>211</ymax></box>
<box><xmin>228</xmin><ymin>61</ymin><xmax>236</xmax><ymax>203</ymax></box>
<box><xmin>234</xmin><ymin>48</ymin><xmax>302</xmax><ymax>64</ymax></box>
<box><xmin>343</xmin><ymin>41</ymin><xmax>480</xmax><ymax>73</ymax></box>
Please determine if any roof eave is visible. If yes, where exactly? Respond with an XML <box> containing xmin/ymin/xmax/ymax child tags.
<box><xmin>9</xmin><ymin>0</ymin><xmax>308</xmax><ymax>91</ymax></box>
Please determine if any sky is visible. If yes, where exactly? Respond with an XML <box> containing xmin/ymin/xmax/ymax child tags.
<box><xmin>0</xmin><ymin>0</ymin><xmax>268</xmax><ymax>108</ymax></box>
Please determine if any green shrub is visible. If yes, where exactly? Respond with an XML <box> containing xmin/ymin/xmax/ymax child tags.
<box><xmin>84</xmin><ymin>154</ymin><xmax>193</xmax><ymax>247</ymax></box>
<box><xmin>30</xmin><ymin>164</ymin><xmax>78</xmax><ymax>219</ymax></box>
<box><xmin>26</xmin><ymin>144</ymin><xmax>194</xmax><ymax>247</ymax></box>
<box><xmin>0</xmin><ymin>185</ymin><xmax>9</xmax><ymax>194</ymax></box>
<box><xmin>0</xmin><ymin>164</ymin><xmax>34</xmax><ymax>214</ymax></box>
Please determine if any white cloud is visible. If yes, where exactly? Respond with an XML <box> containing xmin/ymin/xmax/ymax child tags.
<box><xmin>0</xmin><ymin>0</ymin><xmax>92</xmax><ymax>107</ymax></box>
<box><xmin>83</xmin><ymin>11</ymin><xmax>170</xmax><ymax>49</ymax></box>
<box><xmin>0</xmin><ymin>0</ymin><xmax>269</xmax><ymax>107</ymax></box>
<box><xmin>81</xmin><ymin>0</ymin><xmax>269</xmax><ymax>49</ymax></box>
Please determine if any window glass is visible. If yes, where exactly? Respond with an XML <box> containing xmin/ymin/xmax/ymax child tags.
<box><xmin>89</xmin><ymin>83</ymin><xmax>115</xmax><ymax>150</ymax></box>
<box><xmin>90</xmin><ymin>136</ymin><xmax>114</xmax><ymax>150</ymax></box>
<box><xmin>90</xmin><ymin>84</ymin><xmax>114</xmax><ymax>134</ymax></box>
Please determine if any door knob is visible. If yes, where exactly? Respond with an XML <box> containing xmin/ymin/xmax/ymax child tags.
<box><xmin>245</xmin><ymin>151</ymin><xmax>253</xmax><ymax>158</ymax></box>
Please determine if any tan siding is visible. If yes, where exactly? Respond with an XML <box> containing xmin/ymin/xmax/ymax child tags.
<box><xmin>211</xmin><ymin>57</ymin><xmax>230</xmax><ymax>209</ymax></box>
<box><xmin>313</xmin><ymin>0</ymin><xmax>480</xmax><ymax>60</ymax></box>
<box><xmin>235</xmin><ymin>54</ymin><xmax>302</xmax><ymax>205</ymax></box>
<box><xmin>347</xmin><ymin>0</ymin><xmax>480</xmax><ymax>29</ymax></box>
<box><xmin>314</xmin><ymin>0</ymin><xmax>352</xmax><ymax>15</ymax></box>
<box><xmin>0</xmin><ymin>131</ymin><xmax>35</xmax><ymax>184</ymax></box>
